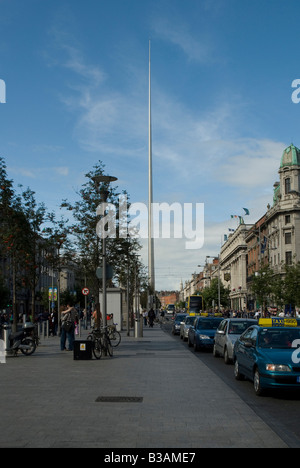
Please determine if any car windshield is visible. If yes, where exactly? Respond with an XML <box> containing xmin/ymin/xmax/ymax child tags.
<box><xmin>197</xmin><ymin>319</ymin><xmax>222</xmax><ymax>330</ymax></box>
<box><xmin>185</xmin><ymin>316</ymin><xmax>195</xmax><ymax>325</ymax></box>
<box><xmin>258</xmin><ymin>328</ymin><xmax>300</xmax><ymax>349</ymax></box>
<box><xmin>175</xmin><ymin>315</ymin><xmax>186</xmax><ymax>322</ymax></box>
<box><xmin>228</xmin><ymin>321</ymin><xmax>256</xmax><ymax>335</ymax></box>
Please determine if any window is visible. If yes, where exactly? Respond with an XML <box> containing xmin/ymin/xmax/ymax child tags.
<box><xmin>285</xmin><ymin>178</ymin><xmax>291</xmax><ymax>195</ymax></box>
<box><xmin>285</xmin><ymin>215</ymin><xmax>291</xmax><ymax>224</ymax></box>
<box><xmin>286</xmin><ymin>251</ymin><xmax>293</xmax><ymax>265</ymax></box>
<box><xmin>241</xmin><ymin>327</ymin><xmax>254</xmax><ymax>343</ymax></box>
<box><xmin>285</xmin><ymin>232</ymin><xmax>292</xmax><ymax>245</ymax></box>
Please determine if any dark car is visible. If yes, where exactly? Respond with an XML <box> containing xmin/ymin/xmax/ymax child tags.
<box><xmin>172</xmin><ymin>313</ymin><xmax>188</xmax><ymax>335</ymax></box>
<box><xmin>188</xmin><ymin>315</ymin><xmax>223</xmax><ymax>351</ymax></box>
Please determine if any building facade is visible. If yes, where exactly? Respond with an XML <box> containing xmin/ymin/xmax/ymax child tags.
<box><xmin>181</xmin><ymin>144</ymin><xmax>300</xmax><ymax>313</ymax></box>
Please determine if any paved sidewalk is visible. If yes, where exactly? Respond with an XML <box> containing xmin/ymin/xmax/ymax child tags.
<box><xmin>0</xmin><ymin>325</ymin><xmax>288</xmax><ymax>448</ymax></box>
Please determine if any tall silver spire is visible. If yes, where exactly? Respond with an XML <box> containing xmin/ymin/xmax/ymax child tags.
<box><xmin>148</xmin><ymin>40</ymin><xmax>155</xmax><ymax>295</ymax></box>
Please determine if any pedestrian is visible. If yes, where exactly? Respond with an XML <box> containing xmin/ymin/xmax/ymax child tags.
<box><xmin>143</xmin><ymin>310</ymin><xmax>148</xmax><ymax>326</ymax></box>
<box><xmin>148</xmin><ymin>308</ymin><xmax>155</xmax><ymax>328</ymax></box>
<box><xmin>92</xmin><ymin>303</ymin><xmax>102</xmax><ymax>329</ymax></box>
<box><xmin>60</xmin><ymin>303</ymin><xmax>78</xmax><ymax>351</ymax></box>
<box><xmin>49</xmin><ymin>310</ymin><xmax>58</xmax><ymax>336</ymax></box>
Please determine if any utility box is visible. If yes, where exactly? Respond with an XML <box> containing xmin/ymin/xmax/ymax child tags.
<box><xmin>99</xmin><ymin>288</ymin><xmax>123</xmax><ymax>331</ymax></box>
<box><xmin>73</xmin><ymin>340</ymin><xmax>93</xmax><ymax>360</ymax></box>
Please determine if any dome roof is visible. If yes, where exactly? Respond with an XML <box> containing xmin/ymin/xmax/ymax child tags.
<box><xmin>280</xmin><ymin>144</ymin><xmax>300</xmax><ymax>168</ymax></box>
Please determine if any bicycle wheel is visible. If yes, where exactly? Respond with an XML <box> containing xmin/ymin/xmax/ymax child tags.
<box><xmin>110</xmin><ymin>330</ymin><xmax>121</xmax><ymax>347</ymax></box>
<box><xmin>92</xmin><ymin>338</ymin><xmax>102</xmax><ymax>360</ymax></box>
<box><xmin>102</xmin><ymin>335</ymin><xmax>113</xmax><ymax>357</ymax></box>
<box><xmin>107</xmin><ymin>336</ymin><xmax>113</xmax><ymax>357</ymax></box>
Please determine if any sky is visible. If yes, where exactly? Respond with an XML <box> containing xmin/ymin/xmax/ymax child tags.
<box><xmin>1</xmin><ymin>0</ymin><xmax>300</xmax><ymax>291</ymax></box>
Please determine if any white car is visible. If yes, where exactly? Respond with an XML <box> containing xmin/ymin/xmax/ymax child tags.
<box><xmin>180</xmin><ymin>315</ymin><xmax>196</xmax><ymax>341</ymax></box>
<box><xmin>213</xmin><ymin>318</ymin><xmax>257</xmax><ymax>364</ymax></box>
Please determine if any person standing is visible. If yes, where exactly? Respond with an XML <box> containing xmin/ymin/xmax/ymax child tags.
<box><xmin>60</xmin><ymin>304</ymin><xmax>78</xmax><ymax>351</ymax></box>
<box><xmin>143</xmin><ymin>310</ymin><xmax>148</xmax><ymax>327</ymax></box>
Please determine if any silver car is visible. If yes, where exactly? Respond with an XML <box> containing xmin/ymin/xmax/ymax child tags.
<box><xmin>213</xmin><ymin>318</ymin><xmax>257</xmax><ymax>364</ymax></box>
<box><xmin>180</xmin><ymin>315</ymin><xmax>196</xmax><ymax>341</ymax></box>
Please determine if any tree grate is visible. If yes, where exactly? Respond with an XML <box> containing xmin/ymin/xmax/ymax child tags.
<box><xmin>95</xmin><ymin>396</ymin><xmax>143</xmax><ymax>403</ymax></box>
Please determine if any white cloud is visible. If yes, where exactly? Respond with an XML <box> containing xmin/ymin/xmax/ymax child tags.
<box><xmin>217</xmin><ymin>139</ymin><xmax>285</xmax><ymax>188</ymax></box>
<box><xmin>151</xmin><ymin>17</ymin><xmax>213</xmax><ymax>63</ymax></box>
<box><xmin>45</xmin><ymin>28</ymin><xmax>289</xmax><ymax>291</ymax></box>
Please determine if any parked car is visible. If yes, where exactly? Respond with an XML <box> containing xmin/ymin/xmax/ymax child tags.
<box><xmin>213</xmin><ymin>318</ymin><xmax>257</xmax><ymax>364</ymax></box>
<box><xmin>172</xmin><ymin>313</ymin><xmax>187</xmax><ymax>335</ymax></box>
<box><xmin>180</xmin><ymin>315</ymin><xmax>196</xmax><ymax>341</ymax></box>
<box><xmin>188</xmin><ymin>316</ymin><xmax>223</xmax><ymax>351</ymax></box>
<box><xmin>234</xmin><ymin>321</ymin><xmax>300</xmax><ymax>396</ymax></box>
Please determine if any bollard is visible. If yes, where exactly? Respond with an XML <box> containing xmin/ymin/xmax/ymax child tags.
<box><xmin>134</xmin><ymin>317</ymin><xmax>143</xmax><ymax>338</ymax></box>
<box><xmin>2</xmin><ymin>324</ymin><xmax>12</xmax><ymax>357</ymax></box>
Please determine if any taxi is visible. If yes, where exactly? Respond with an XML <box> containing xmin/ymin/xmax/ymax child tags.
<box><xmin>233</xmin><ymin>317</ymin><xmax>300</xmax><ymax>396</ymax></box>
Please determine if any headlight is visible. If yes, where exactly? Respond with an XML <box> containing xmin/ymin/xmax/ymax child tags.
<box><xmin>199</xmin><ymin>335</ymin><xmax>210</xmax><ymax>340</ymax></box>
<box><xmin>266</xmin><ymin>364</ymin><xmax>291</xmax><ymax>372</ymax></box>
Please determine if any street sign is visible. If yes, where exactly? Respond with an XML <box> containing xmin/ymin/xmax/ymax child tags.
<box><xmin>82</xmin><ymin>288</ymin><xmax>90</xmax><ymax>296</ymax></box>
<box><xmin>96</xmin><ymin>265</ymin><xmax>114</xmax><ymax>280</ymax></box>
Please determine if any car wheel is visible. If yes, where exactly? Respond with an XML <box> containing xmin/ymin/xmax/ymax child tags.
<box><xmin>188</xmin><ymin>337</ymin><xmax>192</xmax><ymax>347</ymax></box>
<box><xmin>234</xmin><ymin>360</ymin><xmax>244</xmax><ymax>381</ymax></box>
<box><xmin>254</xmin><ymin>368</ymin><xmax>265</xmax><ymax>396</ymax></box>
<box><xmin>194</xmin><ymin>340</ymin><xmax>199</xmax><ymax>352</ymax></box>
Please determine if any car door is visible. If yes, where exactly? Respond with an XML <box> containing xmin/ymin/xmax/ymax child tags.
<box><xmin>219</xmin><ymin>320</ymin><xmax>228</xmax><ymax>355</ymax></box>
<box><xmin>242</xmin><ymin>327</ymin><xmax>258</xmax><ymax>379</ymax></box>
<box><xmin>236</xmin><ymin>327</ymin><xmax>255</xmax><ymax>373</ymax></box>
<box><xmin>189</xmin><ymin>317</ymin><xmax>197</xmax><ymax>345</ymax></box>
<box><xmin>215</xmin><ymin>320</ymin><xmax>227</xmax><ymax>355</ymax></box>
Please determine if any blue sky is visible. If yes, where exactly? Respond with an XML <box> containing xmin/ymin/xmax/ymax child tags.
<box><xmin>1</xmin><ymin>0</ymin><xmax>300</xmax><ymax>290</ymax></box>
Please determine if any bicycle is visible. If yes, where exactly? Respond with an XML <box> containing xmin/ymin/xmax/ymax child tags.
<box><xmin>107</xmin><ymin>324</ymin><xmax>121</xmax><ymax>348</ymax></box>
<box><xmin>100</xmin><ymin>326</ymin><xmax>113</xmax><ymax>357</ymax></box>
<box><xmin>87</xmin><ymin>326</ymin><xmax>113</xmax><ymax>359</ymax></box>
<box><xmin>87</xmin><ymin>328</ymin><xmax>102</xmax><ymax>359</ymax></box>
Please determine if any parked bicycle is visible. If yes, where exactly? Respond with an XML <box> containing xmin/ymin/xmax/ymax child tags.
<box><xmin>87</xmin><ymin>326</ymin><xmax>113</xmax><ymax>359</ymax></box>
<box><xmin>107</xmin><ymin>324</ymin><xmax>121</xmax><ymax>348</ymax></box>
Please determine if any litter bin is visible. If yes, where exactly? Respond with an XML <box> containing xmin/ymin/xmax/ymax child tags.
<box><xmin>73</xmin><ymin>340</ymin><xmax>93</xmax><ymax>360</ymax></box>
<box><xmin>134</xmin><ymin>316</ymin><xmax>143</xmax><ymax>338</ymax></box>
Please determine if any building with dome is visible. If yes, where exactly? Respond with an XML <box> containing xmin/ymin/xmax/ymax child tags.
<box><xmin>183</xmin><ymin>144</ymin><xmax>300</xmax><ymax>312</ymax></box>
<box><xmin>217</xmin><ymin>144</ymin><xmax>300</xmax><ymax>312</ymax></box>
<box><xmin>245</xmin><ymin>143</ymin><xmax>300</xmax><ymax>310</ymax></box>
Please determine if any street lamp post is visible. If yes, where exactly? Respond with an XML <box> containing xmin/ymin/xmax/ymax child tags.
<box><xmin>206</xmin><ymin>255</ymin><xmax>221</xmax><ymax>311</ymax></box>
<box><xmin>93</xmin><ymin>175</ymin><xmax>118</xmax><ymax>329</ymax></box>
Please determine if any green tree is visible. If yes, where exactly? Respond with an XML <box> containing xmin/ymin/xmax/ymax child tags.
<box><xmin>282</xmin><ymin>262</ymin><xmax>300</xmax><ymax>310</ymax></box>
<box><xmin>60</xmin><ymin>161</ymin><xmax>144</xmax><ymax>323</ymax></box>
<box><xmin>201</xmin><ymin>278</ymin><xmax>230</xmax><ymax>310</ymax></box>
<box><xmin>250</xmin><ymin>264</ymin><xmax>275</xmax><ymax>313</ymax></box>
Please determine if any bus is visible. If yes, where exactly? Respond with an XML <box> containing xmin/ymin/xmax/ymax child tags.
<box><xmin>187</xmin><ymin>295</ymin><xmax>204</xmax><ymax>316</ymax></box>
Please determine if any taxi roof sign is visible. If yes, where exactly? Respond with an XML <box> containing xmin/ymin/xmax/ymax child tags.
<box><xmin>258</xmin><ymin>317</ymin><xmax>298</xmax><ymax>328</ymax></box>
